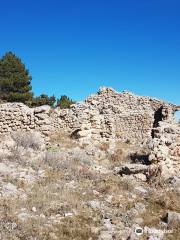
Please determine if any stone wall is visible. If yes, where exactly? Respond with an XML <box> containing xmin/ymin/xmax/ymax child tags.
<box><xmin>0</xmin><ymin>103</ymin><xmax>53</xmax><ymax>136</ymax></box>
<box><xmin>148</xmin><ymin>105</ymin><xmax>180</xmax><ymax>178</ymax></box>
<box><xmin>0</xmin><ymin>87</ymin><xmax>178</xmax><ymax>145</ymax></box>
<box><xmin>51</xmin><ymin>87</ymin><xmax>177</xmax><ymax>144</ymax></box>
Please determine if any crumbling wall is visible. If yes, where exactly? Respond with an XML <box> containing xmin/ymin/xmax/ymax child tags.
<box><xmin>0</xmin><ymin>87</ymin><xmax>177</xmax><ymax>145</ymax></box>
<box><xmin>51</xmin><ymin>87</ymin><xmax>177</xmax><ymax>144</ymax></box>
<box><xmin>0</xmin><ymin>103</ymin><xmax>53</xmax><ymax>136</ymax></box>
<box><xmin>148</xmin><ymin>105</ymin><xmax>180</xmax><ymax>179</ymax></box>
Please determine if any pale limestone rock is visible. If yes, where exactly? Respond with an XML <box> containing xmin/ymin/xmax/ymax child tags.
<box><xmin>34</xmin><ymin>105</ymin><xmax>51</xmax><ymax>113</ymax></box>
<box><xmin>166</xmin><ymin>211</ymin><xmax>180</xmax><ymax>225</ymax></box>
<box><xmin>88</xmin><ymin>200</ymin><xmax>101</xmax><ymax>210</ymax></box>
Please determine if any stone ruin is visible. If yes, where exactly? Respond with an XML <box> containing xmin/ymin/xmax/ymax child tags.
<box><xmin>0</xmin><ymin>87</ymin><xmax>179</xmax><ymax>179</ymax></box>
<box><xmin>52</xmin><ymin>87</ymin><xmax>178</xmax><ymax>145</ymax></box>
<box><xmin>148</xmin><ymin>105</ymin><xmax>180</xmax><ymax>179</ymax></box>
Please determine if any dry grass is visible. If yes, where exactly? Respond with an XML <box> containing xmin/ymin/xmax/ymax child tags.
<box><xmin>1</xmin><ymin>131</ymin><xmax>180</xmax><ymax>239</ymax></box>
<box><xmin>141</xmin><ymin>188</ymin><xmax>180</xmax><ymax>228</ymax></box>
<box><xmin>99</xmin><ymin>141</ymin><xmax>110</xmax><ymax>152</ymax></box>
<box><xmin>49</xmin><ymin>131</ymin><xmax>78</xmax><ymax>149</ymax></box>
<box><xmin>11</xmin><ymin>131</ymin><xmax>44</xmax><ymax>151</ymax></box>
<box><xmin>99</xmin><ymin>140</ymin><xmax>133</xmax><ymax>167</ymax></box>
<box><xmin>43</xmin><ymin>150</ymin><xmax>96</xmax><ymax>181</ymax></box>
<box><xmin>48</xmin><ymin>214</ymin><xmax>100</xmax><ymax>240</ymax></box>
<box><xmin>92</xmin><ymin>174</ymin><xmax>134</xmax><ymax>200</ymax></box>
<box><xmin>0</xmin><ymin>166</ymin><xmax>101</xmax><ymax>240</ymax></box>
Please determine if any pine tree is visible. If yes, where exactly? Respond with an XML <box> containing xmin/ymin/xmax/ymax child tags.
<box><xmin>31</xmin><ymin>94</ymin><xmax>56</xmax><ymax>107</ymax></box>
<box><xmin>57</xmin><ymin>95</ymin><xmax>75</xmax><ymax>109</ymax></box>
<box><xmin>0</xmin><ymin>52</ymin><xmax>33</xmax><ymax>104</ymax></box>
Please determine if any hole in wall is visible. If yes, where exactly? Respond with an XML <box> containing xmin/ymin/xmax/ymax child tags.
<box><xmin>174</xmin><ymin>111</ymin><xmax>180</xmax><ymax>123</ymax></box>
<box><xmin>153</xmin><ymin>106</ymin><xmax>163</xmax><ymax>128</ymax></box>
<box><xmin>151</xmin><ymin>106</ymin><xmax>163</xmax><ymax>138</ymax></box>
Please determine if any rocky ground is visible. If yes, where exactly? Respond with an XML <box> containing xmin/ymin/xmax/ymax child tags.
<box><xmin>0</xmin><ymin>131</ymin><xmax>179</xmax><ymax>240</ymax></box>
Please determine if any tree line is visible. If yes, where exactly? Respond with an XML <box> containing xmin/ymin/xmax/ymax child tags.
<box><xmin>0</xmin><ymin>52</ymin><xmax>75</xmax><ymax>108</ymax></box>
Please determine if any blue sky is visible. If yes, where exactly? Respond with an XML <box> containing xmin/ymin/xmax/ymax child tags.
<box><xmin>0</xmin><ymin>0</ymin><xmax>180</xmax><ymax>105</ymax></box>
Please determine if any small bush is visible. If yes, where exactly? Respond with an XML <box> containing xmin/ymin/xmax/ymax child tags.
<box><xmin>11</xmin><ymin>131</ymin><xmax>45</xmax><ymax>151</ymax></box>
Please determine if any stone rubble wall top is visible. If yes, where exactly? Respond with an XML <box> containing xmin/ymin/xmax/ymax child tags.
<box><xmin>0</xmin><ymin>87</ymin><xmax>178</xmax><ymax>144</ymax></box>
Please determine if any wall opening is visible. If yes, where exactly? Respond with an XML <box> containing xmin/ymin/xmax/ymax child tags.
<box><xmin>153</xmin><ymin>106</ymin><xmax>163</xmax><ymax>128</ymax></box>
<box><xmin>174</xmin><ymin>111</ymin><xmax>180</xmax><ymax>123</ymax></box>
<box><xmin>151</xmin><ymin>106</ymin><xmax>163</xmax><ymax>138</ymax></box>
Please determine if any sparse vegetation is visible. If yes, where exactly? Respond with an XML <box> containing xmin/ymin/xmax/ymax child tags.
<box><xmin>0</xmin><ymin>128</ymin><xmax>179</xmax><ymax>239</ymax></box>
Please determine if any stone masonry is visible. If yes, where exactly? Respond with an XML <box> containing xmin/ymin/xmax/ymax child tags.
<box><xmin>148</xmin><ymin>105</ymin><xmax>180</xmax><ymax>178</ymax></box>
<box><xmin>51</xmin><ymin>87</ymin><xmax>178</xmax><ymax>144</ymax></box>
<box><xmin>0</xmin><ymin>87</ymin><xmax>178</xmax><ymax>145</ymax></box>
<box><xmin>0</xmin><ymin>87</ymin><xmax>179</xmax><ymax>179</ymax></box>
<box><xmin>0</xmin><ymin>103</ymin><xmax>52</xmax><ymax>136</ymax></box>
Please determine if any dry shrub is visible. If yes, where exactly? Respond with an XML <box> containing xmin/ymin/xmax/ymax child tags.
<box><xmin>110</xmin><ymin>148</ymin><xmax>124</xmax><ymax>162</ymax></box>
<box><xmin>50</xmin><ymin>214</ymin><xmax>100</xmax><ymax>240</ymax></box>
<box><xmin>11</xmin><ymin>131</ymin><xmax>44</xmax><ymax>151</ymax></box>
<box><xmin>49</xmin><ymin>131</ymin><xmax>77</xmax><ymax>149</ymax></box>
<box><xmin>166</xmin><ymin>230</ymin><xmax>180</xmax><ymax>240</ymax></box>
<box><xmin>0</xmin><ymin>174</ymin><xmax>100</xmax><ymax>240</ymax></box>
<box><xmin>43</xmin><ymin>149</ymin><xmax>95</xmax><ymax>181</ymax></box>
<box><xmin>141</xmin><ymin>188</ymin><xmax>180</xmax><ymax>227</ymax></box>
<box><xmin>108</xmin><ymin>141</ymin><xmax>132</xmax><ymax>166</ymax></box>
<box><xmin>94</xmin><ymin>175</ymin><xmax>133</xmax><ymax>196</ymax></box>
<box><xmin>99</xmin><ymin>142</ymin><xmax>109</xmax><ymax>152</ymax></box>
<box><xmin>4</xmin><ymin>131</ymin><xmax>45</xmax><ymax>165</ymax></box>
<box><xmin>147</xmin><ymin>190</ymin><xmax>180</xmax><ymax>212</ymax></box>
<box><xmin>43</xmin><ymin>151</ymin><xmax>68</xmax><ymax>169</ymax></box>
